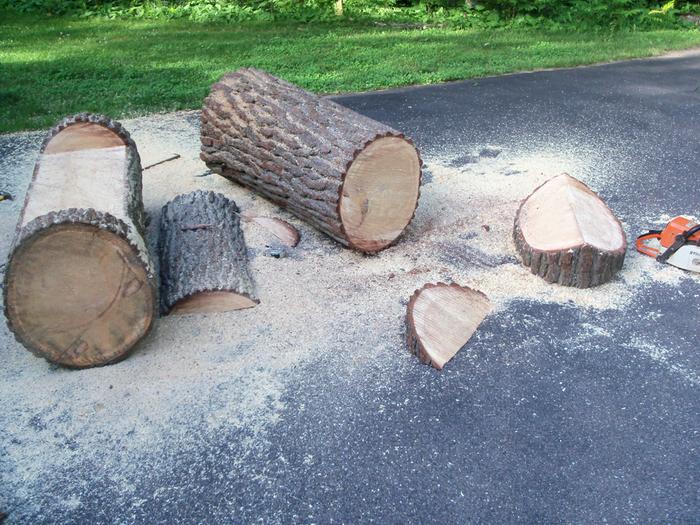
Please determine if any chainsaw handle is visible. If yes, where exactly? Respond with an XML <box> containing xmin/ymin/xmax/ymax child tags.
<box><xmin>657</xmin><ymin>224</ymin><xmax>700</xmax><ymax>263</ymax></box>
<box><xmin>636</xmin><ymin>231</ymin><xmax>662</xmax><ymax>257</ymax></box>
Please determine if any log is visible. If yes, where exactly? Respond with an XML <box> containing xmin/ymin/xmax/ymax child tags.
<box><xmin>200</xmin><ymin>68</ymin><xmax>422</xmax><ymax>253</ymax></box>
<box><xmin>513</xmin><ymin>173</ymin><xmax>626</xmax><ymax>288</ymax></box>
<box><xmin>406</xmin><ymin>283</ymin><xmax>492</xmax><ymax>370</ymax></box>
<box><xmin>158</xmin><ymin>190</ymin><xmax>257</xmax><ymax>315</ymax></box>
<box><xmin>3</xmin><ymin>113</ymin><xmax>157</xmax><ymax>368</ymax></box>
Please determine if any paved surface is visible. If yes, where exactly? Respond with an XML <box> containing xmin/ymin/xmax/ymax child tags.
<box><xmin>1</xmin><ymin>51</ymin><xmax>699</xmax><ymax>523</ymax></box>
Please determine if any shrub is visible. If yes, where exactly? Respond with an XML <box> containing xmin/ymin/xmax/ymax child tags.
<box><xmin>0</xmin><ymin>0</ymin><xmax>695</xmax><ymax>27</ymax></box>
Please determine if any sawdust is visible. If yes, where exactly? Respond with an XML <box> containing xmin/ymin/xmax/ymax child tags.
<box><xmin>625</xmin><ymin>336</ymin><xmax>700</xmax><ymax>387</ymax></box>
<box><xmin>1</xmin><ymin>110</ymin><xmax>698</xmax><ymax>515</ymax></box>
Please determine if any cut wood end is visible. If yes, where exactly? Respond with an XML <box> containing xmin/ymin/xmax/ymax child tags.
<box><xmin>340</xmin><ymin>136</ymin><xmax>421</xmax><ymax>252</ymax></box>
<box><xmin>406</xmin><ymin>282</ymin><xmax>492</xmax><ymax>370</ymax></box>
<box><xmin>5</xmin><ymin>223</ymin><xmax>154</xmax><ymax>368</ymax></box>
<box><xmin>169</xmin><ymin>291</ymin><xmax>258</xmax><ymax>315</ymax></box>
<box><xmin>43</xmin><ymin>121</ymin><xmax>126</xmax><ymax>154</ymax></box>
<box><xmin>518</xmin><ymin>173</ymin><xmax>626</xmax><ymax>252</ymax></box>
<box><xmin>246</xmin><ymin>216</ymin><xmax>300</xmax><ymax>247</ymax></box>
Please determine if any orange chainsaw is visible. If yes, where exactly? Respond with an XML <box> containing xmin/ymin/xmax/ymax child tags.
<box><xmin>636</xmin><ymin>216</ymin><xmax>700</xmax><ymax>273</ymax></box>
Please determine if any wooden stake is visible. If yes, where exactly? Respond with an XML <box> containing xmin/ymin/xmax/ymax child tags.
<box><xmin>3</xmin><ymin>114</ymin><xmax>157</xmax><ymax>368</ymax></box>
<box><xmin>200</xmin><ymin>68</ymin><xmax>422</xmax><ymax>253</ymax></box>
<box><xmin>406</xmin><ymin>283</ymin><xmax>492</xmax><ymax>370</ymax></box>
<box><xmin>513</xmin><ymin>174</ymin><xmax>627</xmax><ymax>288</ymax></box>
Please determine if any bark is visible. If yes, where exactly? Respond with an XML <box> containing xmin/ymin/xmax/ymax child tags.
<box><xmin>200</xmin><ymin>68</ymin><xmax>422</xmax><ymax>252</ymax></box>
<box><xmin>158</xmin><ymin>190</ymin><xmax>257</xmax><ymax>315</ymax></box>
<box><xmin>3</xmin><ymin>113</ymin><xmax>157</xmax><ymax>368</ymax></box>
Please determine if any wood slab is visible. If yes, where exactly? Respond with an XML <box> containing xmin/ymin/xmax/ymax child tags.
<box><xmin>406</xmin><ymin>283</ymin><xmax>492</xmax><ymax>370</ymax></box>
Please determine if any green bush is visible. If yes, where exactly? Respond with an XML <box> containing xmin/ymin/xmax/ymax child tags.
<box><xmin>0</xmin><ymin>0</ymin><xmax>696</xmax><ymax>27</ymax></box>
<box><xmin>477</xmin><ymin>0</ymin><xmax>696</xmax><ymax>28</ymax></box>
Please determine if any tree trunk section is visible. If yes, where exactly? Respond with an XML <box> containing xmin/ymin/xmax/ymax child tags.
<box><xmin>158</xmin><ymin>190</ymin><xmax>257</xmax><ymax>315</ymax></box>
<box><xmin>406</xmin><ymin>282</ymin><xmax>492</xmax><ymax>370</ymax></box>
<box><xmin>513</xmin><ymin>174</ymin><xmax>627</xmax><ymax>288</ymax></box>
<box><xmin>200</xmin><ymin>68</ymin><xmax>422</xmax><ymax>253</ymax></box>
<box><xmin>4</xmin><ymin>113</ymin><xmax>157</xmax><ymax>368</ymax></box>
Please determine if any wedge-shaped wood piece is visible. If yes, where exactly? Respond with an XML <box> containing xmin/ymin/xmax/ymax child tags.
<box><xmin>513</xmin><ymin>174</ymin><xmax>626</xmax><ymax>288</ymax></box>
<box><xmin>200</xmin><ymin>68</ymin><xmax>422</xmax><ymax>253</ymax></box>
<box><xmin>4</xmin><ymin>114</ymin><xmax>157</xmax><ymax>368</ymax></box>
<box><xmin>158</xmin><ymin>191</ymin><xmax>258</xmax><ymax>315</ymax></box>
<box><xmin>406</xmin><ymin>283</ymin><xmax>492</xmax><ymax>370</ymax></box>
<box><xmin>240</xmin><ymin>211</ymin><xmax>300</xmax><ymax>248</ymax></box>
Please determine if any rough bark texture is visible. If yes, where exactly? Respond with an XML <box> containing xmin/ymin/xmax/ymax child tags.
<box><xmin>513</xmin><ymin>176</ymin><xmax>626</xmax><ymax>288</ymax></box>
<box><xmin>158</xmin><ymin>190</ymin><xmax>257</xmax><ymax>315</ymax></box>
<box><xmin>3</xmin><ymin>113</ymin><xmax>157</xmax><ymax>368</ymax></box>
<box><xmin>200</xmin><ymin>68</ymin><xmax>422</xmax><ymax>252</ymax></box>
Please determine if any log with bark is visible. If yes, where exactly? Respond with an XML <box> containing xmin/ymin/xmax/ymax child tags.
<box><xmin>3</xmin><ymin>114</ymin><xmax>157</xmax><ymax>368</ymax></box>
<box><xmin>200</xmin><ymin>68</ymin><xmax>422</xmax><ymax>253</ymax></box>
<box><xmin>513</xmin><ymin>173</ymin><xmax>626</xmax><ymax>288</ymax></box>
<box><xmin>406</xmin><ymin>283</ymin><xmax>492</xmax><ymax>370</ymax></box>
<box><xmin>158</xmin><ymin>190</ymin><xmax>257</xmax><ymax>315</ymax></box>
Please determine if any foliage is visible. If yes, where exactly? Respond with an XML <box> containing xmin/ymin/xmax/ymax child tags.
<box><xmin>477</xmin><ymin>0</ymin><xmax>700</xmax><ymax>28</ymax></box>
<box><xmin>1</xmin><ymin>0</ymin><xmax>698</xmax><ymax>27</ymax></box>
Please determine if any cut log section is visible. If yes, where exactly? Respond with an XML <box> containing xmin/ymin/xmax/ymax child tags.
<box><xmin>513</xmin><ymin>173</ymin><xmax>627</xmax><ymax>288</ymax></box>
<box><xmin>3</xmin><ymin>114</ymin><xmax>157</xmax><ymax>368</ymax></box>
<box><xmin>158</xmin><ymin>190</ymin><xmax>257</xmax><ymax>315</ymax></box>
<box><xmin>200</xmin><ymin>68</ymin><xmax>422</xmax><ymax>253</ymax></box>
<box><xmin>406</xmin><ymin>283</ymin><xmax>492</xmax><ymax>370</ymax></box>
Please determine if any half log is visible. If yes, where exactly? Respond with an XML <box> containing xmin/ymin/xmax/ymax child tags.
<box><xmin>406</xmin><ymin>283</ymin><xmax>492</xmax><ymax>370</ymax></box>
<box><xmin>200</xmin><ymin>68</ymin><xmax>422</xmax><ymax>253</ymax></box>
<box><xmin>513</xmin><ymin>173</ymin><xmax>627</xmax><ymax>288</ymax></box>
<box><xmin>158</xmin><ymin>191</ymin><xmax>257</xmax><ymax>315</ymax></box>
<box><xmin>3</xmin><ymin>114</ymin><xmax>157</xmax><ymax>368</ymax></box>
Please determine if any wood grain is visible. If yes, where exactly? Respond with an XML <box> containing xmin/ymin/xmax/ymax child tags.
<box><xmin>406</xmin><ymin>283</ymin><xmax>492</xmax><ymax>370</ymax></box>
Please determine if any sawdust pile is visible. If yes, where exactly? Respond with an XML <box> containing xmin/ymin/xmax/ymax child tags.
<box><xmin>1</xmin><ymin>110</ymin><xmax>697</xmax><ymax>509</ymax></box>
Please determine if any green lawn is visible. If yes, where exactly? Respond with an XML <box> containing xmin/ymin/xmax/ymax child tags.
<box><xmin>1</xmin><ymin>12</ymin><xmax>700</xmax><ymax>133</ymax></box>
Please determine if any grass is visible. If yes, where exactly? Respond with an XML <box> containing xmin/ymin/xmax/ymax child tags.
<box><xmin>1</xmin><ymin>12</ymin><xmax>700</xmax><ymax>133</ymax></box>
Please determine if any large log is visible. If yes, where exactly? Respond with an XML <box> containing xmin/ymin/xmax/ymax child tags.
<box><xmin>200</xmin><ymin>68</ymin><xmax>422</xmax><ymax>253</ymax></box>
<box><xmin>3</xmin><ymin>114</ymin><xmax>157</xmax><ymax>368</ymax></box>
<box><xmin>513</xmin><ymin>174</ymin><xmax>627</xmax><ymax>288</ymax></box>
<box><xmin>158</xmin><ymin>191</ymin><xmax>257</xmax><ymax>315</ymax></box>
<box><xmin>406</xmin><ymin>283</ymin><xmax>492</xmax><ymax>370</ymax></box>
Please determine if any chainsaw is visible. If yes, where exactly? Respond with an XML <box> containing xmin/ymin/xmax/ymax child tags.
<box><xmin>636</xmin><ymin>216</ymin><xmax>700</xmax><ymax>273</ymax></box>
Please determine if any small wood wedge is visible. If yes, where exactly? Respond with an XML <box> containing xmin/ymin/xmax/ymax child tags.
<box><xmin>240</xmin><ymin>211</ymin><xmax>300</xmax><ymax>248</ymax></box>
<box><xmin>406</xmin><ymin>283</ymin><xmax>492</xmax><ymax>370</ymax></box>
<box><xmin>514</xmin><ymin>173</ymin><xmax>626</xmax><ymax>288</ymax></box>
